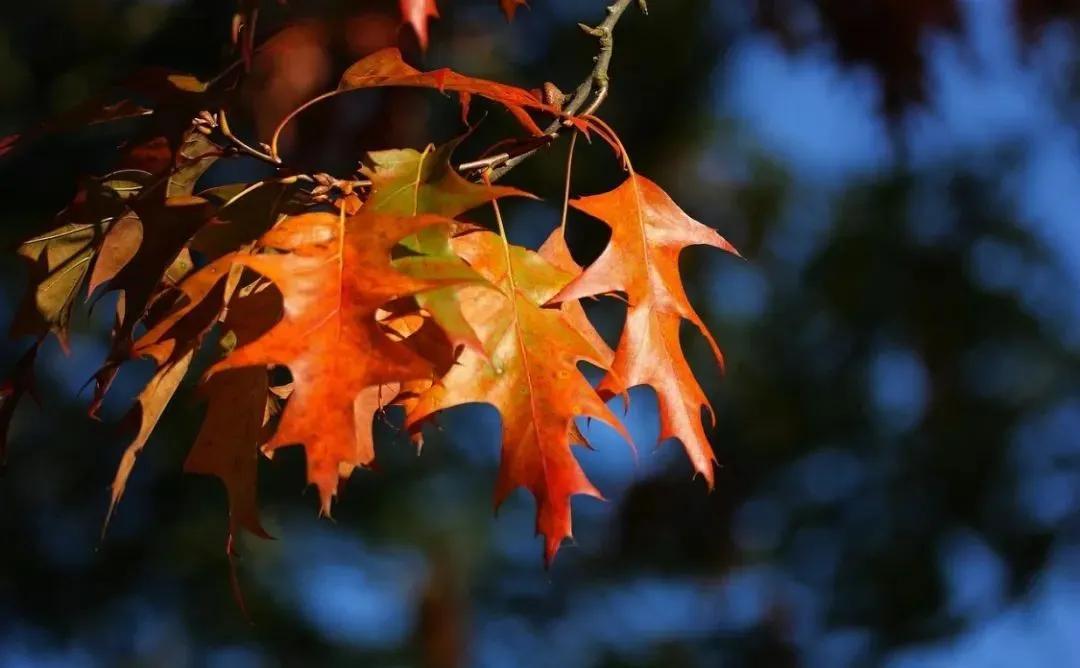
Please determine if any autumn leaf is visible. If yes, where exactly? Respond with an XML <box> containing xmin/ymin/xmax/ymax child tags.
<box><xmin>87</xmin><ymin>211</ymin><xmax>141</xmax><ymax>297</ymax></box>
<box><xmin>90</xmin><ymin>193</ymin><xmax>216</xmax><ymax>413</ymax></box>
<box><xmin>103</xmin><ymin>255</ymin><xmax>244</xmax><ymax>530</ymax></box>
<box><xmin>551</xmin><ymin>174</ymin><xmax>738</xmax><ymax>485</ymax></box>
<box><xmin>338</xmin><ymin>48</ymin><xmax>560</xmax><ymax>135</ymax></box>
<box><xmin>132</xmin><ymin>254</ymin><xmax>240</xmax><ymax>366</ymax></box>
<box><xmin>408</xmin><ymin>229</ymin><xmax>629</xmax><ymax>565</ymax></box>
<box><xmin>400</xmin><ymin>0</ymin><xmax>440</xmax><ymax>50</ymax></box>
<box><xmin>11</xmin><ymin>219</ymin><xmax>100</xmax><ymax>347</ymax></box>
<box><xmin>185</xmin><ymin>284</ymin><xmax>282</xmax><ymax>541</ymax></box>
<box><xmin>537</xmin><ymin>228</ymin><xmax>615</xmax><ymax>365</ymax></box>
<box><xmin>0</xmin><ymin>99</ymin><xmax>151</xmax><ymax>160</ymax></box>
<box><xmin>192</xmin><ymin>182</ymin><xmax>300</xmax><ymax>261</ymax></box>
<box><xmin>9</xmin><ymin>182</ymin><xmax>127</xmax><ymax>346</ymax></box>
<box><xmin>363</xmin><ymin>140</ymin><xmax>527</xmax><ymax>218</ymax></box>
<box><xmin>364</xmin><ymin>139</ymin><xmax>529</xmax><ymax>354</ymax></box>
<box><xmin>187</xmin><ymin>368</ymin><xmax>271</xmax><ymax>540</ymax></box>
<box><xmin>166</xmin><ymin>130</ymin><xmax>221</xmax><ymax>198</ymax></box>
<box><xmin>210</xmin><ymin>210</ymin><xmax>467</xmax><ymax>513</ymax></box>
<box><xmin>104</xmin><ymin>349</ymin><xmax>194</xmax><ymax>534</ymax></box>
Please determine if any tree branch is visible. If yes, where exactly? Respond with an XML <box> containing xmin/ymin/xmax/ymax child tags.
<box><xmin>205</xmin><ymin>0</ymin><xmax>641</xmax><ymax>199</ymax></box>
<box><xmin>490</xmin><ymin>0</ymin><xmax>640</xmax><ymax>181</ymax></box>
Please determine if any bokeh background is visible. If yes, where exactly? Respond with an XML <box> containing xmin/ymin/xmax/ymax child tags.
<box><xmin>2</xmin><ymin>0</ymin><xmax>1080</xmax><ymax>666</ymax></box>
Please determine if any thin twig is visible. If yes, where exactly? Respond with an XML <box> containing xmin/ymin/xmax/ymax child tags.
<box><xmin>217</xmin><ymin>109</ymin><xmax>281</xmax><ymax>165</ymax></box>
<box><xmin>491</xmin><ymin>0</ymin><xmax>639</xmax><ymax>181</ymax></box>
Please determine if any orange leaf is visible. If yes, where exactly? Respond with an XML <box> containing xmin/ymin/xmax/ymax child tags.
<box><xmin>552</xmin><ymin>174</ymin><xmax>738</xmax><ymax>486</ymax></box>
<box><xmin>408</xmin><ymin>230</ymin><xmax>629</xmax><ymax>565</ymax></box>
<box><xmin>400</xmin><ymin>0</ymin><xmax>440</xmax><ymax>50</ymax></box>
<box><xmin>132</xmin><ymin>254</ymin><xmax>240</xmax><ymax>366</ymax></box>
<box><xmin>104</xmin><ymin>254</ymin><xmax>244</xmax><ymax>531</ymax></box>
<box><xmin>210</xmin><ymin>210</ymin><xmax>464</xmax><ymax>513</ymax></box>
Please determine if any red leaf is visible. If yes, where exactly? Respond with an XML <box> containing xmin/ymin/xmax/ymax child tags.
<box><xmin>339</xmin><ymin>48</ymin><xmax>559</xmax><ymax>135</ymax></box>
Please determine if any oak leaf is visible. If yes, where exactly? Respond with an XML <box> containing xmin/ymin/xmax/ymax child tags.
<box><xmin>105</xmin><ymin>254</ymin><xmax>243</xmax><ymax>527</ymax></box>
<box><xmin>340</xmin><ymin>48</ymin><xmax>560</xmax><ymax>135</ymax></box>
<box><xmin>210</xmin><ymin>210</ymin><xmax>465</xmax><ymax>512</ymax></box>
<box><xmin>104</xmin><ymin>349</ymin><xmax>194</xmax><ymax>532</ymax></box>
<box><xmin>364</xmin><ymin>140</ymin><xmax>529</xmax><ymax>354</ymax></box>
<box><xmin>552</xmin><ymin>174</ymin><xmax>738</xmax><ymax>485</ymax></box>
<box><xmin>408</xmin><ymin>230</ymin><xmax>629</xmax><ymax>565</ymax></box>
<box><xmin>185</xmin><ymin>285</ymin><xmax>282</xmax><ymax>541</ymax></box>
<box><xmin>90</xmin><ymin>193</ymin><xmax>216</xmax><ymax>413</ymax></box>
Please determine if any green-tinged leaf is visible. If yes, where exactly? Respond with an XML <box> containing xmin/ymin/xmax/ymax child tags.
<box><xmin>363</xmin><ymin>140</ymin><xmax>527</xmax><ymax>219</ymax></box>
<box><xmin>366</xmin><ymin>139</ymin><xmax>529</xmax><ymax>354</ymax></box>
<box><xmin>12</xmin><ymin>220</ymin><xmax>101</xmax><ymax>345</ymax></box>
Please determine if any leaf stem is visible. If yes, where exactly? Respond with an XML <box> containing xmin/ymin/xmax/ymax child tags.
<box><xmin>559</xmin><ymin>132</ymin><xmax>578</xmax><ymax>236</ymax></box>
<box><xmin>217</xmin><ymin>109</ymin><xmax>281</xmax><ymax>165</ymax></box>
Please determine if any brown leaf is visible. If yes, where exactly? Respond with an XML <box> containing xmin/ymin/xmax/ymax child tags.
<box><xmin>104</xmin><ymin>350</ymin><xmax>194</xmax><ymax>534</ymax></box>
<box><xmin>132</xmin><ymin>254</ymin><xmax>240</xmax><ymax>366</ymax></box>
<box><xmin>186</xmin><ymin>366</ymin><xmax>272</xmax><ymax>540</ymax></box>
<box><xmin>90</xmin><ymin>194</ymin><xmax>216</xmax><ymax>413</ymax></box>
<box><xmin>87</xmin><ymin>212</ymin><xmax>141</xmax><ymax>297</ymax></box>
<box><xmin>10</xmin><ymin>186</ymin><xmax>112</xmax><ymax>346</ymax></box>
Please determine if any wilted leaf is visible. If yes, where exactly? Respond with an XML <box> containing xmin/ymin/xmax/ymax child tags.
<box><xmin>90</xmin><ymin>194</ymin><xmax>216</xmax><ymax>412</ymax></box>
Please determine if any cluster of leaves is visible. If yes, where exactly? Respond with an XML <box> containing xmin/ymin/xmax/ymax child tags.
<box><xmin>1</xmin><ymin>0</ymin><xmax>734</xmax><ymax>566</ymax></box>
